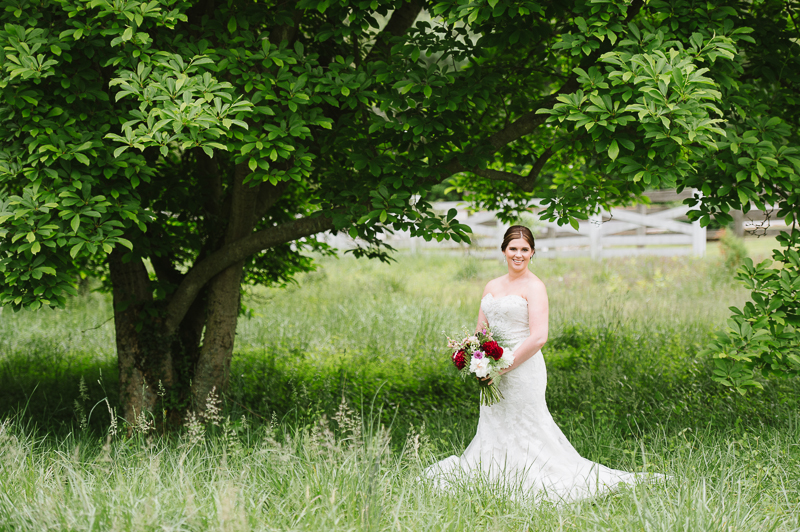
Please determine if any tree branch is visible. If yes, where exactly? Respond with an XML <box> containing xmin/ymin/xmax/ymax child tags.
<box><xmin>163</xmin><ymin>215</ymin><xmax>334</xmax><ymax>335</ymax></box>
<box><xmin>441</xmin><ymin>148</ymin><xmax>554</xmax><ymax>192</ymax></box>
<box><xmin>151</xmin><ymin>253</ymin><xmax>184</xmax><ymax>286</ymax></box>
<box><xmin>365</xmin><ymin>0</ymin><xmax>424</xmax><ymax>61</ymax></box>
<box><xmin>434</xmin><ymin>0</ymin><xmax>643</xmax><ymax>187</ymax></box>
<box><xmin>254</xmin><ymin>179</ymin><xmax>289</xmax><ymax>220</ymax></box>
<box><xmin>224</xmin><ymin>163</ymin><xmax>258</xmax><ymax>244</ymax></box>
<box><xmin>195</xmin><ymin>148</ymin><xmax>222</xmax><ymax>217</ymax></box>
<box><xmin>269</xmin><ymin>7</ymin><xmax>303</xmax><ymax>46</ymax></box>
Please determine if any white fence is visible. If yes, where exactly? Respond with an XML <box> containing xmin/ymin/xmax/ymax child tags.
<box><xmin>321</xmin><ymin>190</ymin><xmax>709</xmax><ymax>259</ymax></box>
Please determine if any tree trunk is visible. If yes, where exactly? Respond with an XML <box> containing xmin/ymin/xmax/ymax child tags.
<box><xmin>191</xmin><ymin>164</ymin><xmax>259</xmax><ymax>410</ymax></box>
<box><xmin>110</xmin><ymin>169</ymin><xmax>264</xmax><ymax>424</ymax></box>
<box><xmin>109</xmin><ymin>250</ymin><xmax>175</xmax><ymax>426</ymax></box>
<box><xmin>191</xmin><ymin>260</ymin><xmax>246</xmax><ymax>409</ymax></box>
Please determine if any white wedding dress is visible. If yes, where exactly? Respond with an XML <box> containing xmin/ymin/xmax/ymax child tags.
<box><xmin>424</xmin><ymin>294</ymin><xmax>662</xmax><ymax>502</ymax></box>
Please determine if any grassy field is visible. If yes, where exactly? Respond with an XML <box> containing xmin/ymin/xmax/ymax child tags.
<box><xmin>0</xmin><ymin>243</ymin><xmax>799</xmax><ymax>530</ymax></box>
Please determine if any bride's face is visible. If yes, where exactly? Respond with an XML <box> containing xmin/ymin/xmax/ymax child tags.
<box><xmin>504</xmin><ymin>238</ymin><xmax>534</xmax><ymax>271</ymax></box>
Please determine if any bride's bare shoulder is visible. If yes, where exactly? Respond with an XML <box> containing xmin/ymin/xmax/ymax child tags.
<box><xmin>524</xmin><ymin>273</ymin><xmax>548</xmax><ymax>298</ymax></box>
<box><xmin>481</xmin><ymin>276</ymin><xmax>507</xmax><ymax>297</ymax></box>
<box><xmin>528</xmin><ymin>272</ymin><xmax>546</xmax><ymax>286</ymax></box>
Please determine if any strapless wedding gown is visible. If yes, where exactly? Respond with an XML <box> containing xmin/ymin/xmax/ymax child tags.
<box><xmin>424</xmin><ymin>294</ymin><xmax>662</xmax><ymax>502</ymax></box>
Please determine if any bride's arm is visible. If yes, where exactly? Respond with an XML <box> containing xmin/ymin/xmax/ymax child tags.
<box><xmin>501</xmin><ymin>281</ymin><xmax>549</xmax><ymax>373</ymax></box>
<box><xmin>475</xmin><ymin>284</ymin><xmax>492</xmax><ymax>332</ymax></box>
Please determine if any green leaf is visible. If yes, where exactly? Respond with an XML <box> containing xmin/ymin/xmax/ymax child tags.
<box><xmin>227</xmin><ymin>17</ymin><xmax>237</xmax><ymax>34</ymax></box>
<box><xmin>737</xmin><ymin>188</ymin><xmax>749</xmax><ymax>206</ymax></box>
<box><xmin>71</xmin><ymin>215</ymin><xmax>81</xmax><ymax>233</ymax></box>
<box><xmin>618</xmin><ymin>139</ymin><xmax>634</xmax><ymax>151</ymax></box>
<box><xmin>608</xmin><ymin>140</ymin><xmax>619</xmax><ymax>161</ymax></box>
<box><xmin>50</xmin><ymin>45</ymin><xmax>62</xmax><ymax>56</ymax></box>
<box><xmin>569</xmin><ymin>217</ymin><xmax>579</xmax><ymax>231</ymax></box>
<box><xmin>70</xmin><ymin>242</ymin><xmax>83</xmax><ymax>258</ymax></box>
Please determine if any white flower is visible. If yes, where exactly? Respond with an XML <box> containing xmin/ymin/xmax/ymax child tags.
<box><xmin>498</xmin><ymin>353</ymin><xmax>515</xmax><ymax>368</ymax></box>
<box><xmin>470</xmin><ymin>356</ymin><xmax>490</xmax><ymax>378</ymax></box>
<box><xmin>467</xmin><ymin>336</ymin><xmax>479</xmax><ymax>348</ymax></box>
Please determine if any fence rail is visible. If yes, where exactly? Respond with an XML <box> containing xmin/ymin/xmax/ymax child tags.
<box><xmin>319</xmin><ymin>190</ymin><xmax>785</xmax><ymax>259</ymax></box>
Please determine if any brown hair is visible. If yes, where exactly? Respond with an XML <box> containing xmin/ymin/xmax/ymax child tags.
<box><xmin>501</xmin><ymin>225</ymin><xmax>535</xmax><ymax>252</ymax></box>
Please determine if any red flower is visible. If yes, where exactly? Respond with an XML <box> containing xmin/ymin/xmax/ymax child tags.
<box><xmin>482</xmin><ymin>341</ymin><xmax>503</xmax><ymax>361</ymax></box>
<box><xmin>452</xmin><ymin>349</ymin><xmax>467</xmax><ymax>370</ymax></box>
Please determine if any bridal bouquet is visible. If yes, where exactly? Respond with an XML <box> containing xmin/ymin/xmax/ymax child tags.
<box><xmin>447</xmin><ymin>324</ymin><xmax>514</xmax><ymax>406</ymax></box>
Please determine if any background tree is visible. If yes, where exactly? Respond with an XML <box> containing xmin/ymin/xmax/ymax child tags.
<box><xmin>1</xmin><ymin>0</ymin><xmax>797</xmax><ymax>425</ymax></box>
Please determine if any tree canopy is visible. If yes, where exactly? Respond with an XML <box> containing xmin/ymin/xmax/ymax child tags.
<box><xmin>0</xmin><ymin>0</ymin><xmax>798</xmax><ymax>421</ymax></box>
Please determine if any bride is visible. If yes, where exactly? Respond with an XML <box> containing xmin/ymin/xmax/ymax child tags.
<box><xmin>424</xmin><ymin>225</ymin><xmax>661</xmax><ymax>502</ymax></box>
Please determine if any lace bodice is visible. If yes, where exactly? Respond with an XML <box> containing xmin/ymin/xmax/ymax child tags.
<box><xmin>480</xmin><ymin>293</ymin><xmax>530</xmax><ymax>350</ymax></box>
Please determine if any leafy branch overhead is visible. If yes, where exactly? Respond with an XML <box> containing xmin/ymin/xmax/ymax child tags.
<box><xmin>0</xmin><ymin>0</ymin><xmax>798</xmax><ymax>395</ymax></box>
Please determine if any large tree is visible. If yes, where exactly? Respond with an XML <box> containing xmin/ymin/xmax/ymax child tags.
<box><xmin>0</xmin><ymin>0</ymin><xmax>797</xmax><ymax>424</ymax></box>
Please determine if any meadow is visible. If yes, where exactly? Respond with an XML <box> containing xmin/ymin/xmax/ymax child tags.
<box><xmin>0</xmin><ymin>241</ymin><xmax>798</xmax><ymax>531</ymax></box>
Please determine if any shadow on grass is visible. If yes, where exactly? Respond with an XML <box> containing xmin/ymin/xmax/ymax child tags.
<box><xmin>4</xmin><ymin>322</ymin><xmax>798</xmax><ymax>448</ymax></box>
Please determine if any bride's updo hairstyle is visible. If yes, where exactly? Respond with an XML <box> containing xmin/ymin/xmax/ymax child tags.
<box><xmin>501</xmin><ymin>225</ymin><xmax>535</xmax><ymax>253</ymax></box>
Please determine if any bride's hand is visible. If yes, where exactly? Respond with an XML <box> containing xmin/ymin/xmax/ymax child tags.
<box><xmin>480</xmin><ymin>367</ymin><xmax>511</xmax><ymax>384</ymax></box>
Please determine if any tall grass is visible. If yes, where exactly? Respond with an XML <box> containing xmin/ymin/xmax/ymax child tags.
<box><xmin>1</xmin><ymin>250</ymin><xmax>799</xmax><ymax>530</ymax></box>
<box><xmin>0</xmin><ymin>411</ymin><xmax>798</xmax><ymax>530</ymax></box>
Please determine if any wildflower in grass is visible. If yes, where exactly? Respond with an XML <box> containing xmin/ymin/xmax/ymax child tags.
<box><xmin>74</xmin><ymin>399</ymin><xmax>88</xmax><ymax>431</ymax></box>
<box><xmin>201</xmin><ymin>386</ymin><xmax>223</xmax><ymax>427</ymax></box>
<box><xmin>74</xmin><ymin>376</ymin><xmax>89</xmax><ymax>430</ymax></box>
<box><xmin>78</xmin><ymin>376</ymin><xmax>89</xmax><ymax>402</ymax></box>
<box><xmin>105</xmin><ymin>399</ymin><xmax>118</xmax><ymax>438</ymax></box>
<box><xmin>185</xmin><ymin>411</ymin><xmax>205</xmax><ymax>445</ymax></box>
<box><xmin>223</xmin><ymin>416</ymin><xmax>241</xmax><ymax>452</ymax></box>
<box><xmin>134</xmin><ymin>409</ymin><xmax>155</xmax><ymax>435</ymax></box>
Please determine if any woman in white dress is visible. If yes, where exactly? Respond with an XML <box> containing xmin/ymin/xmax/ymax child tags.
<box><xmin>424</xmin><ymin>225</ymin><xmax>661</xmax><ymax>502</ymax></box>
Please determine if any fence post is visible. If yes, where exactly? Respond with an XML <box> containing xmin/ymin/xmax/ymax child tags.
<box><xmin>692</xmin><ymin>220</ymin><xmax>706</xmax><ymax>257</ymax></box>
<box><xmin>732</xmin><ymin>210</ymin><xmax>744</xmax><ymax>237</ymax></box>
<box><xmin>589</xmin><ymin>213</ymin><xmax>602</xmax><ymax>260</ymax></box>
<box><xmin>637</xmin><ymin>204</ymin><xmax>646</xmax><ymax>248</ymax></box>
